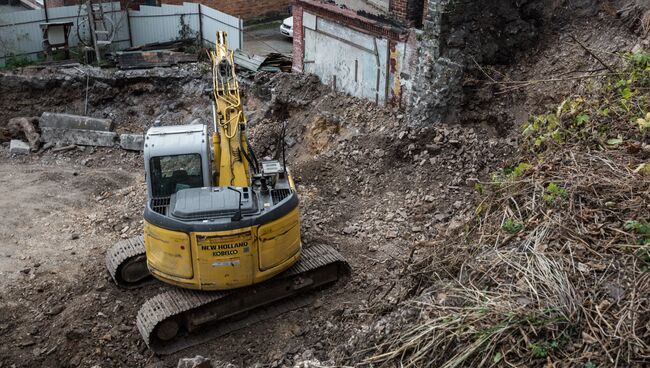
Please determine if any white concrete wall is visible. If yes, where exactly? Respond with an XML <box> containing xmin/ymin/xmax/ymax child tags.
<box><xmin>302</xmin><ymin>12</ymin><xmax>389</xmax><ymax>105</ymax></box>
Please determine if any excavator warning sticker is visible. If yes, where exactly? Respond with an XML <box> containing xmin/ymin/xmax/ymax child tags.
<box><xmin>212</xmin><ymin>260</ymin><xmax>241</xmax><ymax>267</ymax></box>
<box><xmin>196</xmin><ymin>235</ymin><xmax>250</xmax><ymax>258</ymax></box>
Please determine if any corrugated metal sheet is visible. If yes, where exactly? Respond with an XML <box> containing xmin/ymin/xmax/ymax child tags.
<box><xmin>234</xmin><ymin>50</ymin><xmax>266</xmax><ymax>71</ymax></box>
<box><xmin>200</xmin><ymin>4</ymin><xmax>242</xmax><ymax>50</ymax></box>
<box><xmin>0</xmin><ymin>2</ymin><xmax>242</xmax><ymax>67</ymax></box>
<box><xmin>129</xmin><ymin>3</ymin><xmax>199</xmax><ymax>47</ymax></box>
<box><xmin>128</xmin><ymin>2</ymin><xmax>242</xmax><ymax>51</ymax></box>
<box><xmin>0</xmin><ymin>2</ymin><xmax>129</xmax><ymax>67</ymax></box>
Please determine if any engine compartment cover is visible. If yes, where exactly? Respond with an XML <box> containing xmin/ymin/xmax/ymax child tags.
<box><xmin>170</xmin><ymin>187</ymin><xmax>257</xmax><ymax>220</ymax></box>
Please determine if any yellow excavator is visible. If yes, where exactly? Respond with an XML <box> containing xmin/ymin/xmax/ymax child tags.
<box><xmin>105</xmin><ymin>32</ymin><xmax>349</xmax><ymax>354</ymax></box>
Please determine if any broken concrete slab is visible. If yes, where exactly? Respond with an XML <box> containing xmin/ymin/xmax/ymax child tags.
<box><xmin>41</xmin><ymin>128</ymin><xmax>118</xmax><ymax>147</ymax></box>
<box><xmin>40</xmin><ymin>112</ymin><xmax>113</xmax><ymax>132</ymax></box>
<box><xmin>119</xmin><ymin>134</ymin><xmax>144</xmax><ymax>151</ymax></box>
<box><xmin>9</xmin><ymin>139</ymin><xmax>30</xmax><ymax>154</ymax></box>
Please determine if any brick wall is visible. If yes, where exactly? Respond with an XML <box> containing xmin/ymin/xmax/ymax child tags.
<box><xmin>46</xmin><ymin>0</ymin><xmax>65</xmax><ymax>7</ymax></box>
<box><xmin>291</xmin><ymin>4</ymin><xmax>304</xmax><ymax>73</ymax></box>
<box><xmin>389</xmin><ymin>0</ymin><xmax>426</xmax><ymax>27</ymax></box>
<box><xmin>297</xmin><ymin>0</ymin><xmax>407</xmax><ymax>42</ymax></box>
<box><xmin>162</xmin><ymin>0</ymin><xmax>292</xmax><ymax>20</ymax></box>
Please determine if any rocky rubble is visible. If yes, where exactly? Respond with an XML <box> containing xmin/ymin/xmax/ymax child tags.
<box><xmin>1</xmin><ymin>117</ymin><xmax>40</xmax><ymax>151</ymax></box>
<box><xmin>247</xmin><ymin>72</ymin><xmax>516</xmax><ymax>249</ymax></box>
<box><xmin>0</xmin><ymin>67</ymin><xmax>517</xmax><ymax>367</ymax></box>
<box><xmin>0</xmin><ymin>65</ymin><xmax>213</xmax><ymax>136</ymax></box>
<box><xmin>177</xmin><ymin>355</ymin><xmax>214</xmax><ymax>368</ymax></box>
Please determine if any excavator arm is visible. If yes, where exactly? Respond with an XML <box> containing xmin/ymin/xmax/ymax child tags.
<box><xmin>210</xmin><ymin>31</ymin><xmax>255</xmax><ymax>187</ymax></box>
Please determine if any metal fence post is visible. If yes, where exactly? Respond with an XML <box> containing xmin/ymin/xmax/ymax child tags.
<box><xmin>126</xmin><ymin>7</ymin><xmax>134</xmax><ymax>47</ymax></box>
<box><xmin>198</xmin><ymin>4</ymin><xmax>204</xmax><ymax>47</ymax></box>
<box><xmin>239</xmin><ymin>18</ymin><xmax>243</xmax><ymax>50</ymax></box>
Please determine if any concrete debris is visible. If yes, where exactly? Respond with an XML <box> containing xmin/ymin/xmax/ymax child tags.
<box><xmin>40</xmin><ymin>112</ymin><xmax>113</xmax><ymax>132</ymax></box>
<box><xmin>37</xmin><ymin>112</ymin><xmax>120</xmax><ymax>148</ymax></box>
<box><xmin>292</xmin><ymin>359</ymin><xmax>335</xmax><ymax>368</ymax></box>
<box><xmin>41</xmin><ymin>142</ymin><xmax>55</xmax><ymax>151</ymax></box>
<box><xmin>51</xmin><ymin>144</ymin><xmax>77</xmax><ymax>153</ymax></box>
<box><xmin>9</xmin><ymin>139</ymin><xmax>30</xmax><ymax>155</ymax></box>
<box><xmin>41</xmin><ymin>128</ymin><xmax>118</xmax><ymax>147</ymax></box>
<box><xmin>177</xmin><ymin>355</ymin><xmax>213</xmax><ymax>368</ymax></box>
<box><xmin>36</xmin><ymin>114</ymin><xmax>144</xmax><ymax>151</ymax></box>
<box><xmin>119</xmin><ymin>134</ymin><xmax>145</xmax><ymax>151</ymax></box>
<box><xmin>3</xmin><ymin>117</ymin><xmax>40</xmax><ymax>150</ymax></box>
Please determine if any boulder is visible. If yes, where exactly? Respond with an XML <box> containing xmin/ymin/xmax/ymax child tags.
<box><xmin>2</xmin><ymin>117</ymin><xmax>40</xmax><ymax>150</ymax></box>
<box><xmin>177</xmin><ymin>356</ymin><xmax>212</xmax><ymax>368</ymax></box>
<box><xmin>9</xmin><ymin>139</ymin><xmax>30</xmax><ymax>154</ymax></box>
<box><xmin>120</xmin><ymin>133</ymin><xmax>145</xmax><ymax>151</ymax></box>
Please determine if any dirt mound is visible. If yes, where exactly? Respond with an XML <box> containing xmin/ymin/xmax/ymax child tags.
<box><xmin>351</xmin><ymin>50</ymin><xmax>650</xmax><ymax>368</ymax></box>
<box><xmin>0</xmin><ymin>65</ymin><xmax>212</xmax><ymax>134</ymax></box>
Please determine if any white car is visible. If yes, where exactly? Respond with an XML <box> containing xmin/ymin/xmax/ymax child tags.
<box><xmin>280</xmin><ymin>16</ymin><xmax>293</xmax><ymax>38</ymax></box>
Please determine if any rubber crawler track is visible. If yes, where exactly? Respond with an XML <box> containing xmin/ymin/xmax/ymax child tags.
<box><xmin>105</xmin><ymin>236</ymin><xmax>152</xmax><ymax>289</ymax></box>
<box><xmin>136</xmin><ymin>244</ymin><xmax>350</xmax><ymax>355</ymax></box>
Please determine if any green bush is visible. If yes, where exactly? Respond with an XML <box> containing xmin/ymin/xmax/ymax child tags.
<box><xmin>4</xmin><ymin>53</ymin><xmax>33</xmax><ymax>69</ymax></box>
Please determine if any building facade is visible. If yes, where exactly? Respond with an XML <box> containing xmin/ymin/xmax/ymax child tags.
<box><xmin>292</xmin><ymin>0</ymin><xmax>427</xmax><ymax>106</ymax></box>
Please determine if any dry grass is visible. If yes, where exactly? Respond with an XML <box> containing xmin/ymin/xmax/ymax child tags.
<box><xmin>367</xmin><ymin>237</ymin><xmax>578</xmax><ymax>367</ymax></box>
<box><xmin>619</xmin><ymin>1</ymin><xmax>650</xmax><ymax>35</ymax></box>
<box><xmin>365</xmin><ymin>150</ymin><xmax>649</xmax><ymax>368</ymax></box>
<box><xmin>643</xmin><ymin>10</ymin><xmax>650</xmax><ymax>34</ymax></box>
<box><xmin>364</xmin><ymin>53</ymin><xmax>650</xmax><ymax>367</ymax></box>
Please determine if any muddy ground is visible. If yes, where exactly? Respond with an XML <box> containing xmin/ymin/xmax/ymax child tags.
<box><xmin>0</xmin><ymin>5</ymin><xmax>646</xmax><ymax>368</ymax></box>
<box><xmin>0</xmin><ymin>66</ymin><xmax>517</xmax><ymax>368</ymax></box>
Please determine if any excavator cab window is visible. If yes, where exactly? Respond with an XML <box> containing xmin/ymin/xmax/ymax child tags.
<box><xmin>150</xmin><ymin>154</ymin><xmax>203</xmax><ymax>197</ymax></box>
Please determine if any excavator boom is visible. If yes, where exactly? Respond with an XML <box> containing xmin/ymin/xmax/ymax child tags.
<box><xmin>210</xmin><ymin>31</ymin><xmax>251</xmax><ymax>187</ymax></box>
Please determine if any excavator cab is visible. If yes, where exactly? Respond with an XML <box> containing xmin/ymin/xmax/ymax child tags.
<box><xmin>144</xmin><ymin>124</ymin><xmax>213</xmax><ymax>199</ymax></box>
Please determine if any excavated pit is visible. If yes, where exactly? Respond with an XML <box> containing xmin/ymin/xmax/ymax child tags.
<box><xmin>0</xmin><ymin>66</ymin><xmax>517</xmax><ymax>368</ymax></box>
<box><xmin>0</xmin><ymin>1</ymin><xmax>646</xmax><ymax>366</ymax></box>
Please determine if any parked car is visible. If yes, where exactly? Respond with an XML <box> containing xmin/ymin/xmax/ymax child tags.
<box><xmin>280</xmin><ymin>16</ymin><xmax>293</xmax><ymax>38</ymax></box>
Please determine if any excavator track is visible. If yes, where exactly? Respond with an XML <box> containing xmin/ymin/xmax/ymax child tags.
<box><xmin>105</xmin><ymin>236</ymin><xmax>153</xmax><ymax>289</ymax></box>
<box><xmin>136</xmin><ymin>244</ymin><xmax>350</xmax><ymax>355</ymax></box>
